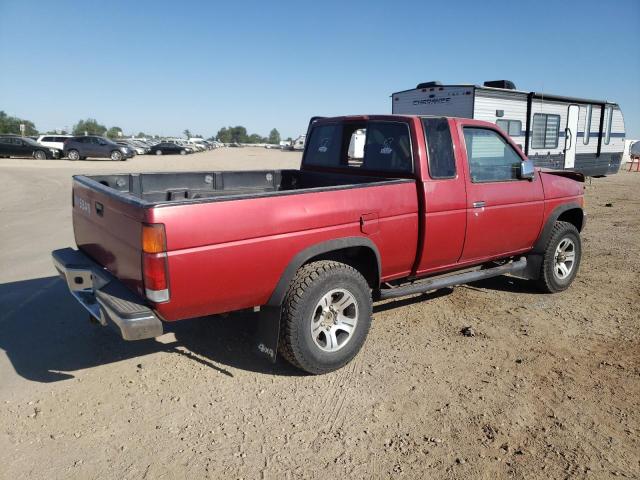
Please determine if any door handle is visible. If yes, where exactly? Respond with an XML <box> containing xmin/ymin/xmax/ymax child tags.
<box><xmin>472</xmin><ymin>201</ymin><xmax>486</xmax><ymax>208</ymax></box>
<box><xmin>565</xmin><ymin>128</ymin><xmax>572</xmax><ymax>151</ymax></box>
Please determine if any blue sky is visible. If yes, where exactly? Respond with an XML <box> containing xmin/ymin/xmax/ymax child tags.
<box><xmin>1</xmin><ymin>0</ymin><xmax>639</xmax><ymax>139</ymax></box>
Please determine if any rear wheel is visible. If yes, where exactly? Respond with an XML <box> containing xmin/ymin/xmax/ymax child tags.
<box><xmin>67</xmin><ymin>149</ymin><xmax>80</xmax><ymax>161</ymax></box>
<box><xmin>34</xmin><ymin>150</ymin><xmax>47</xmax><ymax>160</ymax></box>
<box><xmin>279</xmin><ymin>260</ymin><xmax>372</xmax><ymax>374</ymax></box>
<box><xmin>110</xmin><ymin>150</ymin><xmax>123</xmax><ymax>161</ymax></box>
<box><xmin>536</xmin><ymin>221</ymin><xmax>582</xmax><ymax>293</ymax></box>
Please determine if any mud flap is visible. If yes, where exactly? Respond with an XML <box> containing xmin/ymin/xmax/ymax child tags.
<box><xmin>256</xmin><ymin>305</ymin><xmax>281</xmax><ymax>363</ymax></box>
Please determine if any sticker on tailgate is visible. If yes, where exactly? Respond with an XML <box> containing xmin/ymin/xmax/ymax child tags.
<box><xmin>74</xmin><ymin>195</ymin><xmax>91</xmax><ymax>216</ymax></box>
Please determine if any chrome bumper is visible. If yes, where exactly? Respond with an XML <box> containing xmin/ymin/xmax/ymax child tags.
<box><xmin>52</xmin><ymin>248</ymin><xmax>163</xmax><ymax>340</ymax></box>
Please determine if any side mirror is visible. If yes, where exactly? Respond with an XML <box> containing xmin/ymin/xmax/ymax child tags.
<box><xmin>518</xmin><ymin>159</ymin><xmax>535</xmax><ymax>180</ymax></box>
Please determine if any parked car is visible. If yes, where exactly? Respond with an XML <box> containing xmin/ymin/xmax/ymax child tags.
<box><xmin>63</xmin><ymin>136</ymin><xmax>133</xmax><ymax>161</ymax></box>
<box><xmin>37</xmin><ymin>134</ymin><xmax>73</xmax><ymax>151</ymax></box>
<box><xmin>52</xmin><ymin>114</ymin><xmax>586</xmax><ymax>375</ymax></box>
<box><xmin>150</xmin><ymin>142</ymin><xmax>188</xmax><ymax>155</ymax></box>
<box><xmin>0</xmin><ymin>135</ymin><xmax>61</xmax><ymax>159</ymax></box>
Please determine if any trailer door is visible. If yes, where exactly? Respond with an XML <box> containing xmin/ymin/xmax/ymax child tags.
<box><xmin>564</xmin><ymin>104</ymin><xmax>579</xmax><ymax>169</ymax></box>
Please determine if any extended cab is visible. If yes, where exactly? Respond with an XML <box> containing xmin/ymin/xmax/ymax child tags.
<box><xmin>52</xmin><ymin>115</ymin><xmax>586</xmax><ymax>374</ymax></box>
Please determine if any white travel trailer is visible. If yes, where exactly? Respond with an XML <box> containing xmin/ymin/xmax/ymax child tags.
<box><xmin>391</xmin><ymin>80</ymin><xmax>625</xmax><ymax>176</ymax></box>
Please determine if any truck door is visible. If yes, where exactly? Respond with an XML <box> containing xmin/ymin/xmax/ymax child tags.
<box><xmin>564</xmin><ymin>104</ymin><xmax>579</xmax><ymax>169</ymax></box>
<box><xmin>415</xmin><ymin>118</ymin><xmax>467</xmax><ymax>274</ymax></box>
<box><xmin>458</xmin><ymin>123</ymin><xmax>544</xmax><ymax>262</ymax></box>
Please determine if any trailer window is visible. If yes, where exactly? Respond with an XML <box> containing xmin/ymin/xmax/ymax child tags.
<box><xmin>583</xmin><ymin>105</ymin><xmax>592</xmax><ymax>145</ymax></box>
<box><xmin>496</xmin><ymin>119</ymin><xmax>522</xmax><ymax>137</ymax></box>
<box><xmin>604</xmin><ymin>106</ymin><xmax>613</xmax><ymax>145</ymax></box>
<box><xmin>423</xmin><ymin>118</ymin><xmax>456</xmax><ymax>179</ymax></box>
<box><xmin>531</xmin><ymin>114</ymin><xmax>560</xmax><ymax>149</ymax></box>
<box><xmin>463</xmin><ymin>128</ymin><xmax>523</xmax><ymax>183</ymax></box>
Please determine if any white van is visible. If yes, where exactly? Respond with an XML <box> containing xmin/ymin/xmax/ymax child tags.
<box><xmin>37</xmin><ymin>134</ymin><xmax>73</xmax><ymax>151</ymax></box>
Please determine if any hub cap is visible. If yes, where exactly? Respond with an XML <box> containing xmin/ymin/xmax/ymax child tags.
<box><xmin>554</xmin><ymin>238</ymin><xmax>576</xmax><ymax>280</ymax></box>
<box><xmin>311</xmin><ymin>289</ymin><xmax>358</xmax><ymax>352</ymax></box>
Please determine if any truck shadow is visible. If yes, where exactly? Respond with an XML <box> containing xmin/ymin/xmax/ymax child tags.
<box><xmin>0</xmin><ymin>276</ymin><xmax>301</xmax><ymax>383</ymax></box>
<box><xmin>0</xmin><ymin>274</ymin><xmax>537</xmax><ymax>383</ymax></box>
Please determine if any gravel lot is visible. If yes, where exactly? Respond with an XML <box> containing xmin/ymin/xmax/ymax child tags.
<box><xmin>1</xmin><ymin>150</ymin><xmax>638</xmax><ymax>479</ymax></box>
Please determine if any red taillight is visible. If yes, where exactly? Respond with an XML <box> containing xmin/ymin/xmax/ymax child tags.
<box><xmin>143</xmin><ymin>253</ymin><xmax>170</xmax><ymax>302</ymax></box>
<box><xmin>141</xmin><ymin>223</ymin><xmax>169</xmax><ymax>302</ymax></box>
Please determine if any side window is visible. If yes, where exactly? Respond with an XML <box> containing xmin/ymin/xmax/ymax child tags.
<box><xmin>496</xmin><ymin>119</ymin><xmax>522</xmax><ymax>137</ymax></box>
<box><xmin>0</xmin><ymin>137</ymin><xmax>11</xmax><ymax>144</ymax></box>
<box><xmin>583</xmin><ymin>105</ymin><xmax>592</xmax><ymax>145</ymax></box>
<box><xmin>423</xmin><ymin>117</ymin><xmax>456</xmax><ymax>179</ymax></box>
<box><xmin>531</xmin><ymin>114</ymin><xmax>560</xmax><ymax>149</ymax></box>
<box><xmin>363</xmin><ymin>121</ymin><xmax>413</xmax><ymax>173</ymax></box>
<box><xmin>463</xmin><ymin>128</ymin><xmax>523</xmax><ymax>183</ymax></box>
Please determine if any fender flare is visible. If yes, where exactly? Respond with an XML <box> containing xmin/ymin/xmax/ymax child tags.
<box><xmin>532</xmin><ymin>202</ymin><xmax>584</xmax><ymax>254</ymax></box>
<box><xmin>266</xmin><ymin>237</ymin><xmax>381</xmax><ymax>307</ymax></box>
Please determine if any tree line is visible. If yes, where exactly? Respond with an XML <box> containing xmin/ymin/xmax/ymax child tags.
<box><xmin>214</xmin><ymin>126</ymin><xmax>281</xmax><ymax>144</ymax></box>
<box><xmin>1</xmin><ymin>111</ymin><xmax>285</xmax><ymax>144</ymax></box>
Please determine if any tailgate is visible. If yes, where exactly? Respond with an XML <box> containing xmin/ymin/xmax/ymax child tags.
<box><xmin>72</xmin><ymin>177</ymin><xmax>146</xmax><ymax>296</ymax></box>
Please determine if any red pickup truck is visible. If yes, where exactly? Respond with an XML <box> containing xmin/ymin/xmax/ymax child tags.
<box><xmin>53</xmin><ymin>115</ymin><xmax>586</xmax><ymax>374</ymax></box>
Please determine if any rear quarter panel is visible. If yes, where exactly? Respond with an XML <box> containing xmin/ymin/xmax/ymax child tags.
<box><xmin>148</xmin><ymin>181</ymin><xmax>419</xmax><ymax>320</ymax></box>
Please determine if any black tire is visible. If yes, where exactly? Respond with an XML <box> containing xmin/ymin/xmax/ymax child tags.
<box><xmin>279</xmin><ymin>260</ymin><xmax>372</xmax><ymax>374</ymax></box>
<box><xmin>67</xmin><ymin>149</ymin><xmax>80</xmax><ymax>161</ymax></box>
<box><xmin>110</xmin><ymin>150</ymin><xmax>123</xmax><ymax>161</ymax></box>
<box><xmin>536</xmin><ymin>221</ymin><xmax>582</xmax><ymax>293</ymax></box>
<box><xmin>34</xmin><ymin>150</ymin><xmax>47</xmax><ymax>160</ymax></box>
<box><xmin>156</xmin><ymin>150</ymin><xmax>163</xmax><ymax>156</ymax></box>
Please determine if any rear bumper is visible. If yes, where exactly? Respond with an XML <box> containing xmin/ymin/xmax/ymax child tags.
<box><xmin>51</xmin><ymin>248</ymin><xmax>163</xmax><ymax>340</ymax></box>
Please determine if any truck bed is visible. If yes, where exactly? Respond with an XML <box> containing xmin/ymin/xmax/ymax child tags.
<box><xmin>71</xmin><ymin>169</ymin><xmax>418</xmax><ymax>318</ymax></box>
<box><xmin>76</xmin><ymin>170</ymin><xmax>404</xmax><ymax>206</ymax></box>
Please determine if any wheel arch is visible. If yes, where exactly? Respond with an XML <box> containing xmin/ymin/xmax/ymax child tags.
<box><xmin>532</xmin><ymin>203</ymin><xmax>584</xmax><ymax>254</ymax></box>
<box><xmin>266</xmin><ymin>237</ymin><xmax>381</xmax><ymax>307</ymax></box>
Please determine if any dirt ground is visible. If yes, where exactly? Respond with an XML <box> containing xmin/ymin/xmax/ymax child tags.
<box><xmin>0</xmin><ymin>149</ymin><xmax>638</xmax><ymax>479</ymax></box>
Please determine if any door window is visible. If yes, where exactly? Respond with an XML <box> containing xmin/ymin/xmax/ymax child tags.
<box><xmin>463</xmin><ymin>128</ymin><xmax>523</xmax><ymax>183</ymax></box>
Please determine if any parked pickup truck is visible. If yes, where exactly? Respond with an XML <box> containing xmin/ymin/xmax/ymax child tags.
<box><xmin>53</xmin><ymin>115</ymin><xmax>586</xmax><ymax>374</ymax></box>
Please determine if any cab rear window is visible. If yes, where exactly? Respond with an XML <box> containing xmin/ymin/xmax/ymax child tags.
<box><xmin>304</xmin><ymin>121</ymin><xmax>413</xmax><ymax>173</ymax></box>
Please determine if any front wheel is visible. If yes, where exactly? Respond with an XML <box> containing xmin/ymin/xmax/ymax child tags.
<box><xmin>67</xmin><ymin>149</ymin><xmax>80</xmax><ymax>161</ymax></box>
<box><xmin>155</xmin><ymin>150</ymin><xmax>163</xmax><ymax>155</ymax></box>
<box><xmin>34</xmin><ymin>150</ymin><xmax>47</xmax><ymax>160</ymax></box>
<box><xmin>110</xmin><ymin>150</ymin><xmax>123</xmax><ymax>161</ymax></box>
<box><xmin>279</xmin><ymin>260</ymin><xmax>372</xmax><ymax>374</ymax></box>
<box><xmin>536</xmin><ymin>221</ymin><xmax>582</xmax><ymax>293</ymax></box>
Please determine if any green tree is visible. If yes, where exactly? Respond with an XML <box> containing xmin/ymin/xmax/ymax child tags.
<box><xmin>230</xmin><ymin>126</ymin><xmax>247</xmax><ymax>144</ymax></box>
<box><xmin>0</xmin><ymin>111</ymin><xmax>38</xmax><ymax>136</ymax></box>
<box><xmin>247</xmin><ymin>133</ymin><xmax>265</xmax><ymax>144</ymax></box>
<box><xmin>106</xmin><ymin>126</ymin><xmax>122</xmax><ymax>139</ymax></box>
<box><xmin>136</xmin><ymin>132</ymin><xmax>148</xmax><ymax>138</ymax></box>
<box><xmin>216</xmin><ymin>127</ymin><xmax>231</xmax><ymax>143</ymax></box>
<box><xmin>268</xmin><ymin>128</ymin><xmax>281</xmax><ymax>144</ymax></box>
<box><xmin>72</xmin><ymin>118</ymin><xmax>107</xmax><ymax>136</ymax></box>
<box><xmin>183</xmin><ymin>129</ymin><xmax>192</xmax><ymax>139</ymax></box>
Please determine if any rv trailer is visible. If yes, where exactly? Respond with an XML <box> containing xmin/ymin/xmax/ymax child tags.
<box><xmin>391</xmin><ymin>80</ymin><xmax>625</xmax><ymax>176</ymax></box>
